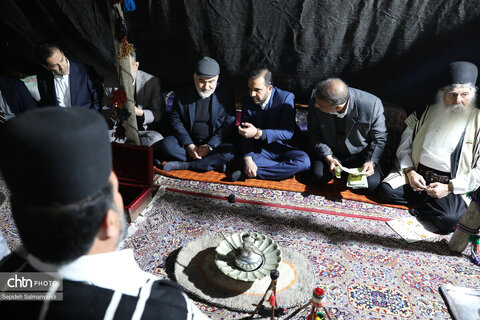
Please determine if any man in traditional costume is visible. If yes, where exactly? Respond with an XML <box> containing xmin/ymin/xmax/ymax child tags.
<box><xmin>378</xmin><ymin>61</ymin><xmax>480</xmax><ymax>234</ymax></box>
<box><xmin>448</xmin><ymin>189</ymin><xmax>480</xmax><ymax>265</ymax></box>
<box><xmin>0</xmin><ymin>107</ymin><xmax>208</xmax><ymax>319</ymax></box>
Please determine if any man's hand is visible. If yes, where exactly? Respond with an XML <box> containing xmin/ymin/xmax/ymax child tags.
<box><xmin>325</xmin><ymin>155</ymin><xmax>341</xmax><ymax>175</ymax></box>
<box><xmin>426</xmin><ymin>182</ymin><xmax>450</xmax><ymax>199</ymax></box>
<box><xmin>243</xmin><ymin>156</ymin><xmax>258</xmax><ymax>178</ymax></box>
<box><xmin>238</xmin><ymin>122</ymin><xmax>257</xmax><ymax>139</ymax></box>
<box><xmin>134</xmin><ymin>106</ymin><xmax>144</xmax><ymax>117</ymax></box>
<box><xmin>361</xmin><ymin>161</ymin><xmax>375</xmax><ymax>177</ymax></box>
<box><xmin>406</xmin><ymin>170</ymin><xmax>427</xmax><ymax>191</ymax></box>
<box><xmin>197</xmin><ymin>144</ymin><xmax>211</xmax><ymax>158</ymax></box>
<box><xmin>186</xmin><ymin>144</ymin><xmax>201</xmax><ymax>159</ymax></box>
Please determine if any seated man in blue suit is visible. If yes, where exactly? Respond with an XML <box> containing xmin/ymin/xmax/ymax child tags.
<box><xmin>153</xmin><ymin>57</ymin><xmax>236</xmax><ymax>172</ymax></box>
<box><xmin>0</xmin><ymin>74</ymin><xmax>37</xmax><ymax>123</ymax></box>
<box><xmin>36</xmin><ymin>43</ymin><xmax>101</xmax><ymax>110</ymax></box>
<box><xmin>306</xmin><ymin>78</ymin><xmax>387</xmax><ymax>194</ymax></box>
<box><xmin>231</xmin><ymin>68</ymin><xmax>310</xmax><ymax>181</ymax></box>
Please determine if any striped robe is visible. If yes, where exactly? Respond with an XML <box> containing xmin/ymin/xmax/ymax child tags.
<box><xmin>0</xmin><ymin>252</ymin><xmax>199</xmax><ymax>320</ymax></box>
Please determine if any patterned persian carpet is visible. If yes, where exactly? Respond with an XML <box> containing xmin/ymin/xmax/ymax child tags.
<box><xmin>1</xmin><ymin>175</ymin><xmax>479</xmax><ymax>319</ymax></box>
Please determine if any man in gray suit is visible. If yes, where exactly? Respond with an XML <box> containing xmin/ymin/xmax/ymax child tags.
<box><xmin>306</xmin><ymin>78</ymin><xmax>387</xmax><ymax>193</ymax></box>
<box><xmin>102</xmin><ymin>52</ymin><xmax>165</xmax><ymax>146</ymax></box>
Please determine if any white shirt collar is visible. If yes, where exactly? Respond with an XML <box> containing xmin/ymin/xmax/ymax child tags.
<box><xmin>52</xmin><ymin>59</ymin><xmax>71</xmax><ymax>107</ymax></box>
<box><xmin>27</xmin><ymin>249</ymin><xmax>156</xmax><ymax>296</ymax></box>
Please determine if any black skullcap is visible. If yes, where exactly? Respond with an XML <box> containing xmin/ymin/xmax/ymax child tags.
<box><xmin>0</xmin><ymin>107</ymin><xmax>111</xmax><ymax>206</ymax></box>
<box><xmin>195</xmin><ymin>57</ymin><xmax>220</xmax><ymax>77</ymax></box>
<box><xmin>446</xmin><ymin>61</ymin><xmax>478</xmax><ymax>86</ymax></box>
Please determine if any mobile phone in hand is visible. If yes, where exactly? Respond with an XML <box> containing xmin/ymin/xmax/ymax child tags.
<box><xmin>235</xmin><ymin>109</ymin><xmax>242</xmax><ymax>126</ymax></box>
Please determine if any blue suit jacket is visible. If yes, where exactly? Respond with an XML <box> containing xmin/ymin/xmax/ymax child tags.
<box><xmin>241</xmin><ymin>87</ymin><xmax>299</xmax><ymax>157</ymax></box>
<box><xmin>306</xmin><ymin>87</ymin><xmax>387</xmax><ymax>164</ymax></box>
<box><xmin>169</xmin><ymin>83</ymin><xmax>235</xmax><ymax>148</ymax></box>
<box><xmin>0</xmin><ymin>75</ymin><xmax>37</xmax><ymax>114</ymax></box>
<box><xmin>37</xmin><ymin>60</ymin><xmax>101</xmax><ymax>110</ymax></box>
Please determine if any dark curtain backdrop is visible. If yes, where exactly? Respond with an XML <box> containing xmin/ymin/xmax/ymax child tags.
<box><xmin>1</xmin><ymin>0</ymin><xmax>479</xmax><ymax>112</ymax></box>
<box><xmin>0</xmin><ymin>0</ymin><xmax>115</xmax><ymax>78</ymax></box>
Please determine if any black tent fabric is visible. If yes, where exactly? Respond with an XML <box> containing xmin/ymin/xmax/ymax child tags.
<box><xmin>1</xmin><ymin>0</ymin><xmax>480</xmax><ymax>112</ymax></box>
<box><xmin>0</xmin><ymin>0</ymin><xmax>115</xmax><ymax>78</ymax></box>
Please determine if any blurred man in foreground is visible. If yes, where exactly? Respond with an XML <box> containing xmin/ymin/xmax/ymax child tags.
<box><xmin>0</xmin><ymin>107</ymin><xmax>207</xmax><ymax>319</ymax></box>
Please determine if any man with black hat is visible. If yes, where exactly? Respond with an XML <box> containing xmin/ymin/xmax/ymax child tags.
<box><xmin>0</xmin><ymin>107</ymin><xmax>208</xmax><ymax>319</ymax></box>
<box><xmin>378</xmin><ymin>61</ymin><xmax>480</xmax><ymax>234</ymax></box>
<box><xmin>153</xmin><ymin>57</ymin><xmax>236</xmax><ymax>172</ymax></box>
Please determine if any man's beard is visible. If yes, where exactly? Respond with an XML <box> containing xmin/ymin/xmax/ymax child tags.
<box><xmin>254</xmin><ymin>97</ymin><xmax>267</xmax><ymax>106</ymax></box>
<box><xmin>435</xmin><ymin>89</ymin><xmax>477</xmax><ymax>114</ymax></box>
<box><xmin>197</xmin><ymin>88</ymin><xmax>214</xmax><ymax>99</ymax></box>
<box><xmin>254</xmin><ymin>92</ymin><xmax>271</xmax><ymax>108</ymax></box>
<box><xmin>113</xmin><ymin>204</ymin><xmax>128</xmax><ymax>249</ymax></box>
<box><xmin>423</xmin><ymin>99</ymin><xmax>474</xmax><ymax>151</ymax></box>
<box><xmin>450</xmin><ymin>103</ymin><xmax>469</xmax><ymax>114</ymax></box>
<box><xmin>430</xmin><ymin>99</ymin><xmax>473</xmax><ymax>127</ymax></box>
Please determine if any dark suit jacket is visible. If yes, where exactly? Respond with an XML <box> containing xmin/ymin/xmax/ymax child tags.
<box><xmin>0</xmin><ymin>75</ymin><xmax>37</xmax><ymax>114</ymax></box>
<box><xmin>307</xmin><ymin>87</ymin><xmax>387</xmax><ymax>164</ymax></box>
<box><xmin>37</xmin><ymin>60</ymin><xmax>101</xmax><ymax>110</ymax></box>
<box><xmin>169</xmin><ymin>83</ymin><xmax>235</xmax><ymax>148</ymax></box>
<box><xmin>241</xmin><ymin>87</ymin><xmax>299</xmax><ymax>157</ymax></box>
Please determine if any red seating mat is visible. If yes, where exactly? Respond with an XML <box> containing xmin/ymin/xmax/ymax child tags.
<box><xmin>154</xmin><ymin>167</ymin><xmax>408</xmax><ymax>209</ymax></box>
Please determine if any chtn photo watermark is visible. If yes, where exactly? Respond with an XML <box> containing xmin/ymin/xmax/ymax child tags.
<box><xmin>0</xmin><ymin>272</ymin><xmax>63</xmax><ymax>301</ymax></box>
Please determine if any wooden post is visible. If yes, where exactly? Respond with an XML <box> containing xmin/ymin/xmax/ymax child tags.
<box><xmin>105</xmin><ymin>1</ymin><xmax>140</xmax><ymax>145</ymax></box>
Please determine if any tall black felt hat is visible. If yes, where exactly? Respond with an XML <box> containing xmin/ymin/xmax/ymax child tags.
<box><xmin>0</xmin><ymin>107</ymin><xmax>111</xmax><ymax>206</ymax></box>
<box><xmin>195</xmin><ymin>57</ymin><xmax>220</xmax><ymax>77</ymax></box>
<box><xmin>446</xmin><ymin>61</ymin><xmax>478</xmax><ymax>86</ymax></box>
